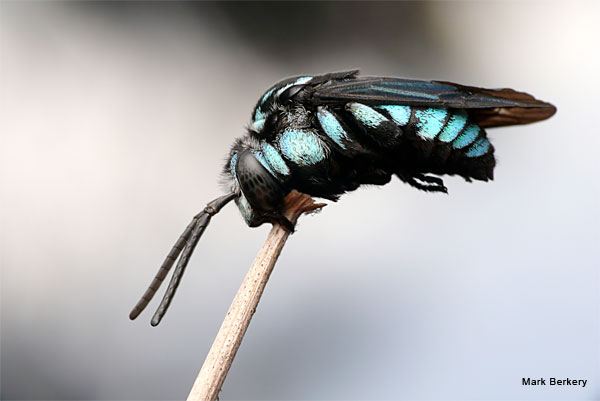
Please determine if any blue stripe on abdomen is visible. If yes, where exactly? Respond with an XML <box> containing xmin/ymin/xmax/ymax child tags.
<box><xmin>375</xmin><ymin>105</ymin><xmax>411</xmax><ymax>126</ymax></box>
<box><xmin>414</xmin><ymin>108</ymin><xmax>448</xmax><ymax>140</ymax></box>
<box><xmin>317</xmin><ymin>107</ymin><xmax>350</xmax><ymax>150</ymax></box>
<box><xmin>347</xmin><ymin>103</ymin><xmax>389</xmax><ymax>128</ymax></box>
<box><xmin>452</xmin><ymin>123</ymin><xmax>480</xmax><ymax>149</ymax></box>
<box><xmin>465</xmin><ymin>137</ymin><xmax>491</xmax><ymax>157</ymax></box>
<box><xmin>438</xmin><ymin>110</ymin><xmax>468</xmax><ymax>143</ymax></box>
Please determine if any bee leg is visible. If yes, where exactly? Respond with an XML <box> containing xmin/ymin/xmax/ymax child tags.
<box><xmin>276</xmin><ymin>215</ymin><xmax>295</xmax><ymax>233</ymax></box>
<box><xmin>415</xmin><ymin>173</ymin><xmax>447</xmax><ymax>190</ymax></box>
<box><xmin>259</xmin><ymin>211</ymin><xmax>295</xmax><ymax>232</ymax></box>
<box><xmin>358</xmin><ymin>169</ymin><xmax>392</xmax><ymax>186</ymax></box>
<box><xmin>399</xmin><ymin>173</ymin><xmax>448</xmax><ymax>193</ymax></box>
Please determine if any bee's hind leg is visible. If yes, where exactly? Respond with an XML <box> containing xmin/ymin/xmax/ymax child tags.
<box><xmin>398</xmin><ymin>172</ymin><xmax>448</xmax><ymax>193</ymax></box>
<box><xmin>272</xmin><ymin>214</ymin><xmax>295</xmax><ymax>233</ymax></box>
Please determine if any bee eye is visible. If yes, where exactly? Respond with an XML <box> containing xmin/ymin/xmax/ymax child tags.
<box><xmin>235</xmin><ymin>151</ymin><xmax>284</xmax><ymax>212</ymax></box>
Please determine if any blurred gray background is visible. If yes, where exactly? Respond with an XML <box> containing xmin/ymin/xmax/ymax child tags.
<box><xmin>1</xmin><ymin>2</ymin><xmax>598</xmax><ymax>400</ymax></box>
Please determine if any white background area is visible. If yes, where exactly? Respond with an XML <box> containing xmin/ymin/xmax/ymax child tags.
<box><xmin>1</xmin><ymin>2</ymin><xmax>598</xmax><ymax>400</ymax></box>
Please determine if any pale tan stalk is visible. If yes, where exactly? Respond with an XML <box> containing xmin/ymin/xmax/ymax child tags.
<box><xmin>186</xmin><ymin>191</ymin><xmax>325</xmax><ymax>401</ymax></box>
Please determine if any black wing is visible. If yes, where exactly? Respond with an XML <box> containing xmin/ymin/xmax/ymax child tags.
<box><xmin>312</xmin><ymin>74</ymin><xmax>556</xmax><ymax>128</ymax></box>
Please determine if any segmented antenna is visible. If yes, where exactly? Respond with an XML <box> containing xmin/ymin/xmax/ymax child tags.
<box><xmin>129</xmin><ymin>192</ymin><xmax>237</xmax><ymax>325</ymax></box>
<box><xmin>128</xmin><ymin>217</ymin><xmax>198</xmax><ymax>320</ymax></box>
<box><xmin>150</xmin><ymin>211</ymin><xmax>210</xmax><ymax>326</ymax></box>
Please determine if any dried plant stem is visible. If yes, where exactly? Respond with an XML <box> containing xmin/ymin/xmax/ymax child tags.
<box><xmin>186</xmin><ymin>191</ymin><xmax>325</xmax><ymax>401</ymax></box>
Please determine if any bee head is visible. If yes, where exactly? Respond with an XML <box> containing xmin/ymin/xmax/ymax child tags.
<box><xmin>224</xmin><ymin>138</ymin><xmax>288</xmax><ymax>227</ymax></box>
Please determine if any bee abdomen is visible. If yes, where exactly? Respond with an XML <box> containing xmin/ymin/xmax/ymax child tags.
<box><xmin>344</xmin><ymin>103</ymin><xmax>403</xmax><ymax>147</ymax></box>
<box><xmin>411</xmin><ymin>107</ymin><xmax>493</xmax><ymax>159</ymax></box>
<box><xmin>312</xmin><ymin>103</ymin><xmax>495</xmax><ymax>186</ymax></box>
<box><xmin>413</xmin><ymin>108</ymin><xmax>495</xmax><ymax>181</ymax></box>
<box><xmin>338</xmin><ymin>103</ymin><xmax>494</xmax><ymax>161</ymax></box>
<box><xmin>342</xmin><ymin>104</ymin><xmax>495</xmax><ymax>181</ymax></box>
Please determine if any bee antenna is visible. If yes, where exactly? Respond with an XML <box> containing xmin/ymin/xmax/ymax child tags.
<box><xmin>128</xmin><ymin>192</ymin><xmax>237</xmax><ymax>325</ymax></box>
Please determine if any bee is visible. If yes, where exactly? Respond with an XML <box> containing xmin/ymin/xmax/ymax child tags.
<box><xmin>130</xmin><ymin>70</ymin><xmax>556</xmax><ymax>325</ymax></box>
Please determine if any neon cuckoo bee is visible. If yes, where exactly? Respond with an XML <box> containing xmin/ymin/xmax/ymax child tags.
<box><xmin>130</xmin><ymin>70</ymin><xmax>555</xmax><ymax>325</ymax></box>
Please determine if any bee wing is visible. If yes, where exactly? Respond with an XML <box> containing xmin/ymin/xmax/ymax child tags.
<box><xmin>313</xmin><ymin>77</ymin><xmax>556</xmax><ymax>128</ymax></box>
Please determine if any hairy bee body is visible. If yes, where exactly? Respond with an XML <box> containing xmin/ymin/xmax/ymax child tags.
<box><xmin>224</xmin><ymin>71</ymin><xmax>554</xmax><ymax>228</ymax></box>
<box><xmin>131</xmin><ymin>70</ymin><xmax>555</xmax><ymax>325</ymax></box>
